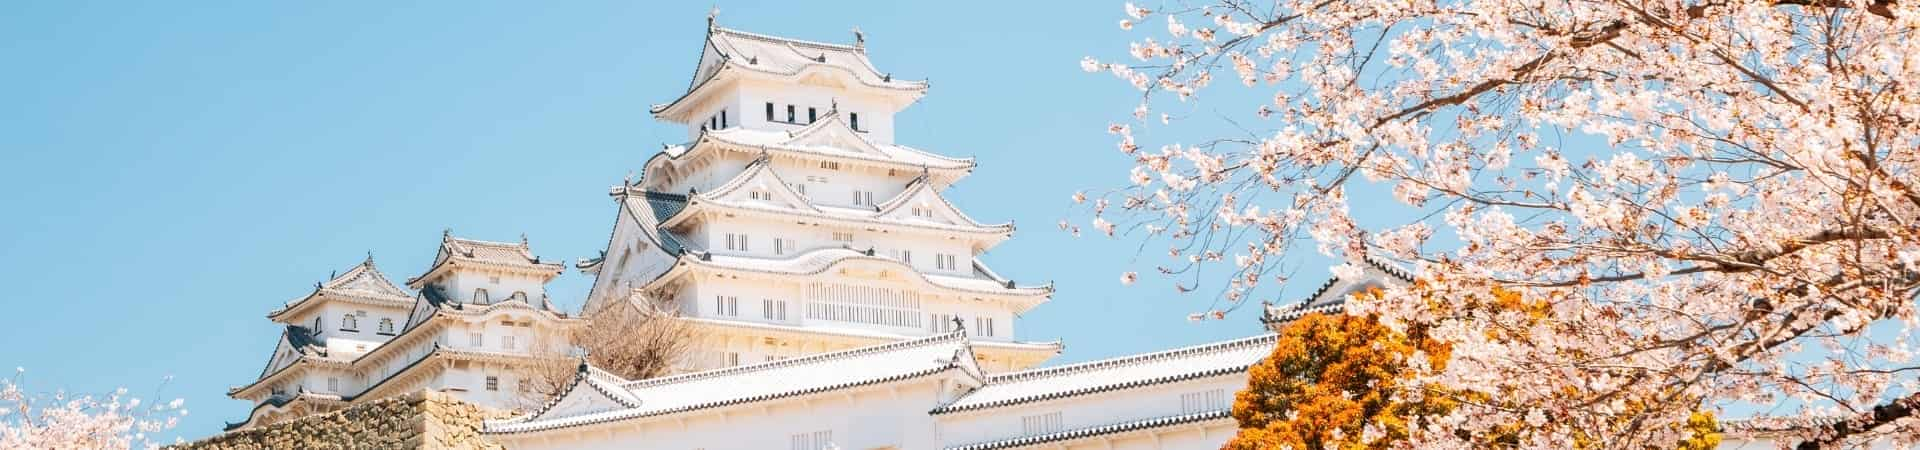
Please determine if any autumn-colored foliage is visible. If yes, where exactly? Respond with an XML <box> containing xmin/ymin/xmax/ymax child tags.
<box><xmin>1225</xmin><ymin>311</ymin><xmax>1452</xmax><ymax>449</ymax></box>
<box><xmin>1227</xmin><ymin>288</ymin><xmax>1723</xmax><ymax>448</ymax></box>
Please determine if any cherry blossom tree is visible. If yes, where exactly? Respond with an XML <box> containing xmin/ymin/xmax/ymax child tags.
<box><xmin>1079</xmin><ymin>0</ymin><xmax>1920</xmax><ymax>447</ymax></box>
<box><xmin>0</xmin><ymin>368</ymin><xmax>188</xmax><ymax>449</ymax></box>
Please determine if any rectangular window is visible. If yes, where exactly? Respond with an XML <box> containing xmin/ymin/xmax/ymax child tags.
<box><xmin>1021</xmin><ymin>412</ymin><xmax>1063</xmax><ymax>435</ymax></box>
<box><xmin>763</xmin><ymin>299</ymin><xmax>790</xmax><ymax>320</ymax></box>
<box><xmin>930</xmin><ymin>313</ymin><xmax>957</xmax><ymax>333</ymax></box>
<box><xmin>739</xmin><ymin>234</ymin><xmax>749</xmax><ymax>251</ymax></box>
<box><xmin>787</xmin><ymin>105</ymin><xmax>796</xmax><ymax>123</ymax></box>
<box><xmin>485</xmin><ymin>376</ymin><xmax>499</xmax><ymax>391</ymax></box>
<box><xmin>807</xmin><ymin>107</ymin><xmax>817</xmax><ymax>123</ymax></box>
<box><xmin>709</xmin><ymin>116</ymin><xmax>718</xmax><ymax>130</ymax></box>
<box><xmin>831</xmin><ymin>232</ymin><xmax>854</xmax><ymax>242</ymax></box>
<box><xmin>1181</xmin><ymin>389</ymin><xmax>1229</xmax><ymax>414</ymax></box>
<box><xmin>327</xmin><ymin>377</ymin><xmax>339</xmax><ymax>392</ymax></box>
<box><xmin>726</xmin><ymin>233</ymin><xmax>736</xmax><ymax>250</ymax></box>
<box><xmin>774</xmin><ymin>238</ymin><xmax>790</xmax><ymax>256</ymax></box>
<box><xmin>502</xmin><ymin>335</ymin><xmax>516</xmax><ymax>350</ymax></box>
<box><xmin>850</xmin><ymin>112</ymin><xmax>860</xmax><ymax>130</ymax></box>
<box><xmin>765</xmin><ymin>102</ymin><xmax>775</xmax><ymax>121</ymax></box>
<box><xmin>723</xmin><ymin>352</ymin><xmax>740</xmax><ymax>366</ymax></box>
<box><xmin>720</xmin><ymin>109</ymin><xmax>728</xmax><ymax>128</ymax></box>
<box><xmin>936</xmin><ymin>254</ymin><xmax>959</xmax><ymax>271</ymax></box>
<box><xmin>468</xmin><ymin>333</ymin><xmax>482</xmax><ymax>347</ymax></box>
<box><xmin>898</xmin><ymin>250</ymin><xmax>913</xmax><ymax>264</ymax></box>
<box><xmin>852</xmin><ymin>190</ymin><xmax>874</xmax><ymax>206</ymax></box>
<box><xmin>818</xmin><ymin>161</ymin><xmax>840</xmax><ymax>170</ymax></box>
<box><xmin>974</xmin><ymin>317</ymin><xmax>996</xmax><ymax>337</ymax></box>
<box><xmin>750</xmin><ymin>190</ymin><xmax>771</xmax><ymax>201</ymax></box>
<box><xmin>714</xmin><ymin>296</ymin><xmax>738</xmax><ymax>317</ymax></box>
<box><xmin>791</xmin><ymin>183</ymin><xmax>807</xmax><ymax>196</ymax></box>
<box><xmin>791</xmin><ymin>430</ymin><xmax>833</xmax><ymax>450</ymax></box>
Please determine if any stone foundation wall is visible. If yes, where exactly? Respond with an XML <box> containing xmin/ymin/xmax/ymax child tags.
<box><xmin>173</xmin><ymin>391</ymin><xmax>509</xmax><ymax>450</ymax></box>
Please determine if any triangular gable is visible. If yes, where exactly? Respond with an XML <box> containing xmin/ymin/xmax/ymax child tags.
<box><xmin>697</xmin><ymin>159</ymin><xmax>820</xmax><ymax>214</ymax></box>
<box><xmin>874</xmin><ymin>178</ymin><xmax>992</xmax><ymax>228</ymax></box>
<box><xmin>782</xmin><ymin>113</ymin><xmax>884</xmax><ymax>156</ymax></box>
<box><xmin>323</xmin><ymin>258</ymin><xmax>411</xmax><ymax>299</ymax></box>
<box><xmin>508</xmin><ymin>365</ymin><xmax>644</xmax><ymax>424</ymax></box>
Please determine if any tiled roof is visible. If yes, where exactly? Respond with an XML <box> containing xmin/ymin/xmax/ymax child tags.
<box><xmin>654</xmin><ymin>25</ymin><xmax>926</xmax><ymax>116</ymax></box>
<box><xmin>699</xmin><ymin>115</ymin><xmax>973</xmax><ymax>170</ymax></box>
<box><xmin>700</xmin><ymin>27</ymin><xmax>922</xmax><ymax>91</ymax></box>
<box><xmin>945</xmin><ymin>410</ymin><xmax>1233</xmax><ymax>450</ymax></box>
<box><xmin>934</xmin><ymin>333</ymin><xmax>1276</xmax><ymax>414</ymax></box>
<box><xmin>1262</xmin><ymin>255</ymin><xmax>1414</xmax><ymax>326</ymax></box>
<box><xmin>408</xmin><ymin>232</ymin><xmax>565</xmax><ymax>288</ymax></box>
<box><xmin>678</xmin><ymin>316</ymin><xmax>1063</xmax><ymax>354</ymax></box>
<box><xmin>617</xmin><ymin>190</ymin><xmax>690</xmax><ymax>256</ymax></box>
<box><xmin>668</xmin><ymin>247</ymin><xmax>1053</xmax><ymax>297</ymax></box>
<box><xmin>267</xmin><ymin>256</ymin><xmax>413</xmax><ymax>320</ymax></box>
<box><xmin>485</xmin><ymin>330</ymin><xmax>978</xmax><ymax>435</ymax></box>
<box><xmin>222</xmin><ymin>391</ymin><xmax>347</xmax><ymax>431</ymax></box>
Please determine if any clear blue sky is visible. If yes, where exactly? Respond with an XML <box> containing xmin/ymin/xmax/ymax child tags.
<box><xmin>0</xmin><ymin>1</ymin><xmax>1351</xmax><ymax>440</ymax></box>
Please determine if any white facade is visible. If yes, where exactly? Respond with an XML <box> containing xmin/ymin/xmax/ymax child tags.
<box><xmin>225</xmin><ymin>233</ymin><xmax>582</xmax><ymax>431</ymax></box>
<box><xmin>578</xmin><ymin>20</ymin><xmax>1058</xmax><ymax>375</ymax></box>
<box><xmin>479</xmin><ymin>21</ymin><xmax>1255</xmax><ymax>450</ymax></box>
<box><xmin>214</xmin><ymin>19</ymin><xmax>1864</xmax><ymax>450</ymax></box>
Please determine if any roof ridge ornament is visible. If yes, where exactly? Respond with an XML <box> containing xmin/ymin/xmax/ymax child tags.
<box><xmin>706</xmin><ymin>6</ymin><xmax>719</xmax><ymax>30</ymax></box>
<box><xmin>852</xmin><ymin>27</ymin><xmax>864</xmax><ymax>49</ymax></box>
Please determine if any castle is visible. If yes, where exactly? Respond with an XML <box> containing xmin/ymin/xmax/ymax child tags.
<box><xmin>221</xmin><ymin>19</ymin><xmax>1799</xmax><ymax>450</ymax></box>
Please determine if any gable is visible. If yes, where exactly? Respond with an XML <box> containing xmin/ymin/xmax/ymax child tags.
<box><xmin>875</xmin><ymin>181</ymin><xmax>981</xmax><ymax>227</ymax></box>
<box><xmin>698</xmin><ymin>161</ymin><xmax>819</xmax><ymax>214</ymax></box>
<box><xmin>784</xmin><ymin>115</ymin><xmax>883</xmax><ymax>156</ymax></box>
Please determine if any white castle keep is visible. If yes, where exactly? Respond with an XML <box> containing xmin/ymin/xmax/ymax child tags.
<box><xmin>233</xmin><ymin>19</ymin><xmax>1815</xmax><ymax>450</ymax></box>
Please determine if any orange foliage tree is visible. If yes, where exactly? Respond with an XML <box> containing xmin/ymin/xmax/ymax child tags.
<box><xmin>1225</xmin><ymin>311</ymin><xmax>1453</xmax><ymax>449</ymax></box>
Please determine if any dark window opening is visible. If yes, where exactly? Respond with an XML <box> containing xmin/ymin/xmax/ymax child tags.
<box><xmin>720</xmin><ymin>110</ymin><xmax>728</xmax><ymax>128</ymax></box>
<box><xmin>765</xmin><ymin>102</ymin><xmax>775</xmax><ymax>121</ymax></box>
<box><xmin>807</xmin><ymin>107</ymin><xmax>817</xmax><ymax>123</ymax></box>
<box><xmin>850</xmin><ymin>113</ymin><xmax>860</xmax><ymax>131</ymax></box>
<box><xmin>786</xmin><ymin>105</ymin><xmax>796</xmax><ymax>123</ymax></box>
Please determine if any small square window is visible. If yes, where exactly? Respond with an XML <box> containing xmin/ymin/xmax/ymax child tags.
<box><xmin>485</xmin><ymin>376</ymin><xmax>499</xmax><ymax>391</ymax></box>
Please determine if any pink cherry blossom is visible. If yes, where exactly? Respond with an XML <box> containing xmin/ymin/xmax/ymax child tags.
<box><xmin>1078</xmin><ymin>0</ymin><xmax>1920</xmax><ymax>446</ymax></box>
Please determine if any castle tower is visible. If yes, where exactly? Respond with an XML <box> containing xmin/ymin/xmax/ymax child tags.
<box><xmin>227</xmin><ymin>235</ymin><xmax>582</xmax><ymax>430</ymax></box>
<box><xmin>581</xmin><ymin>23</ymin><xmax>1060</xmax><ymax>372</ymax></box>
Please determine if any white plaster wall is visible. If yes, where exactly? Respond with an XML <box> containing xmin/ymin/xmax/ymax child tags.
<box><xmin>686</xmin><ymin>208</ymin><xmax>981</xmax><ymax>277</ymax></box>
<box><xmin>442</xmin><ymin>271</ymin><xmax>547</xmax><ymax>306</ymax></box>
<box><xmin>586</xmin><ymin>210</ymin><xmax>677</xmax><ymax>311</ymax></box>
<box><xmin>736</xmin><ymin>80</ymin><xmax>901</xmax><ymax>144</ymax></box>
<box><xmin>500</xmin><ymin>379</ymin><xmax>948</xmax><ymax>450</ymax></box>
<box><xmin>309</xmin><ymin>303</ymin><xmax>407</xmax><ymax>354</ymax></box>
<box><xmin>680</xmin><ymin>274</ymin><xmax>1020</xmax><ymax>342</ymax></box>
<box><xmin>1051</xmin><ymin>422</ymin><xmax>1240</xmax><ymax>450</ymax></box>
<box><xmin>936</xmin><ymin>373</ymin><xmax>1247</xmax><ymax>446</ymax></box>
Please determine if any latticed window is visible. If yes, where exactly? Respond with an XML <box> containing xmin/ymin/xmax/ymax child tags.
<box><xmin>1021</xmin><ymin>412</ymin><xmax>1063</xmax><ymax>435</ymax></box>
<box><xmin>377</xmin><ymin>318</ymin><xmax>395</xmax><ymax>334</ymax></box>
<box><xmin>790</xmin><ymin>430</ymin><xmax>832</xmax><ymax>450</ymax></box>
<box><xmin>806</xmin><ymin>283</ymin><xmax>922</xmax><ymax>328</ymax></box>
<box><xmin>1181</xmin><ymin>389</ymin><xmax>1228</xmax><ymax>414</ymax></box>
<box><xmin>341</xmin><ymin>314</ymin><xmax>359</xmax><ymax>331</ymax></box>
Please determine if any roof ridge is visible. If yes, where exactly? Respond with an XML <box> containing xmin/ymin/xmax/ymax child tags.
<box><xmin>622</xmin><ymin>329</ymin><xmax>968</xmax><ymax>389</ymax></box>
<box><xmin>714</xmin><ymin>26</ymin><xmax>861</xmax><ymax>52</ymax></box>
<box><xmin>985</xmin><ymin>333</ymin><xmax>1278</xmax><ymax>383</ymax></box>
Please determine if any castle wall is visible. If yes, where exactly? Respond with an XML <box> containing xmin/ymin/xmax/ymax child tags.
<box><xmin>175</xmin><ymin>391</ymin><xmax>507</xmax><ymax>450</ymax></box>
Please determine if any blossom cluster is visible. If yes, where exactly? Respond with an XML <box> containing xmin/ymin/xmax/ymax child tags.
<box><xmin>1082</xmin><ymin>0</ymin><xmax>1920</xmax><ymax>446</ymax></box>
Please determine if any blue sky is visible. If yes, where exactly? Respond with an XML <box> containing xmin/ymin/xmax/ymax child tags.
<box><xmin>0</xmin><ymin>0</ymin><xmax>1364</xmax><ymax>441</ymax></box>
